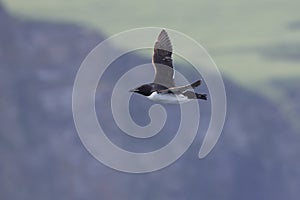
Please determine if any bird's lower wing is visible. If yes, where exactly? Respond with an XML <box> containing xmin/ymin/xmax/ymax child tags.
<box><xmin>158</xmin><ymin>80</ymin><xmax>202</xmax><ymax>94</ymax></box>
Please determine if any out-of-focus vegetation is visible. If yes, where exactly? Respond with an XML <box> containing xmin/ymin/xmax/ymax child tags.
<box><xmin>3</xmin><ymin>0</ymin><xmax>300</xmax><ymax>90</ymax></box>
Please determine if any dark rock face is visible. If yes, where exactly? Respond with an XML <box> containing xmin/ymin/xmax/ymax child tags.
<box><xmin>1</xmin><ymin>5</ymin><xmax>300</xmax><ymax>200</ymax></box>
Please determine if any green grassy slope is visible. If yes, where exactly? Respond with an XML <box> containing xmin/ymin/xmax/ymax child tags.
<box><xmin>3</xmin><ymin>0</ymin><xmax>300</xmax><ymax>88</ymax></box>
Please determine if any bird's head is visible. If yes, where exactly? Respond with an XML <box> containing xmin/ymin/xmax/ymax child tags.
<box><xmin>129</xmin><ymin>84</ymin><xmax>153</xmax><ymax>96</ymax></box>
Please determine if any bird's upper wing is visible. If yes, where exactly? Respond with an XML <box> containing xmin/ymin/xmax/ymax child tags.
<box><xmin>152</xmin><ymin>30</ymin><xmax>175</xmax><ymax>88</ymax></box>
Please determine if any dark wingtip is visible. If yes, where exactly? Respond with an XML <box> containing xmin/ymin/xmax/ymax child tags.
<box><xmin>155</xmin><ymin>29</ymin><xmax>172</xmax><ymax>52</ymax></box>
<box><xmin>158</xmin><ymin>29</ymin><xmax>168</xmax><ymax>38</ymax></box>
<box><xmin>191</xmin><ymin>80</ymin><xmax>202</xmax><ymax>88</ymax></box>
<box><xmin>162</xmin><ymin>29</ymin><xmax>168</xmax><ymax>34</ymax></box>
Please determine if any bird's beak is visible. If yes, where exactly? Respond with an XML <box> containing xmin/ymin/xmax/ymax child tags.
<box><xmin>129</xmin><ymin>88</ymin><xmax>138</xmax><ymax>92</ymax></box>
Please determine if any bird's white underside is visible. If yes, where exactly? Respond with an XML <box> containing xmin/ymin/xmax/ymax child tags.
<box><xmin>147</xmin><ymin>92</ymin><xmax>191</xmax><ymax>104</ymax></box>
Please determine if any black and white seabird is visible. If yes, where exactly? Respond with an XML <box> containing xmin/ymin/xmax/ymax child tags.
<box><xmin>129</xmin><ymin>29</ymin><xmax>207</xmax><ymax>104</ymax></box>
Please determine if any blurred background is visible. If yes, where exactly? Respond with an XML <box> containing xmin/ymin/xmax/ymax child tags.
<box><xmin>0</xmin><ymin>0</ymin><xmax>300</xmax><ymax>199</ymax></box>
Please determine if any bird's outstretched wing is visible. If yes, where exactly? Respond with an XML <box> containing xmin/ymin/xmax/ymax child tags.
<box><xmin>152</xmin><ymin>29</ymin><xmax>175</xmax><ymax>88</ymax></box>
<box><xmin>157</xmin><ymin>80</ymin><xmax>202</xmax><ymax>94</ymax></box>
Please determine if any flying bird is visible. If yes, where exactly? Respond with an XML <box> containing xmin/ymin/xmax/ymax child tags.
<box><xmin>129</xmin><ymin>29</ymin><xmax>207</xmax><ymax>104</ymax></box>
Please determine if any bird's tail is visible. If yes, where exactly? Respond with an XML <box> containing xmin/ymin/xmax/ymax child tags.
<box><xmin>195</xmin><ymin>93</ymin><xmax>207</xmax><ymax>100</ymax></box>
<box><xmin>184</xmin><ymin>91</ymin><xmax>207</xmax><ymax>100</ymax></box>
